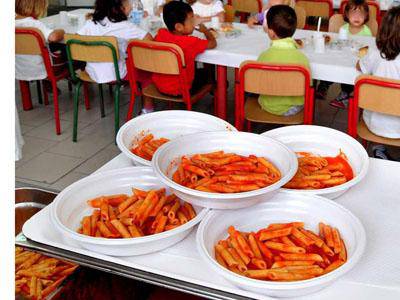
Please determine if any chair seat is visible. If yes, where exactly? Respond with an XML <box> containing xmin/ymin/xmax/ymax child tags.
<box><xmin>143</xmin><ymin>83</ymin><xmax>214</xmax><ymax>104</ymax></box>
<box><xmin>358</xmin><ymin>119</ymin><xmax>400</xmax><ymax>147</ymax></box>
<box><xmin>77</xmin><ymin>70</ymin><xmax>96</xmax><ymax>83</ymax></box>
<box><xmin>244</xmin><ymin>97</ymin><xmax>304</xmax><ymax>124</ymax></box>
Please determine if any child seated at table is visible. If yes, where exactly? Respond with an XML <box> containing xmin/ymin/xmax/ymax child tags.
<box><xmin>247</xmin><ymin>0</ymin><xmax>295</xmax><ymax>28</ymax></box>
<box><xmin>192</xmin><ymin>0</ymin><xmax>225</xmax><ymax>24</ymax></box>
<box><xmin>152</xmin><ymin>0</ymin><xmax>217</xmax><ymax>97</ymax></box>
<box><xmin>78</xmin><ymin>0</ymin><xmax>153</xmax><ymax>84</ymax></box>
<box><xmin>318</xmin><ymin>0</ymin><xmax>373</xmax><ymax>106</ymax></box>
<box><xmin>356</xmin><ymin>5</ymin><xmax>400</xmax><ymax>160</ymax></box>
<box><xmin>15</xmin><ymin>0</ymin><xmax>65</xmax><ymax>83</ymax></box>
<box><xmin>257</xmin><ymin>5</ymin><xmax>310</xmax><ymax>116</ymax></box>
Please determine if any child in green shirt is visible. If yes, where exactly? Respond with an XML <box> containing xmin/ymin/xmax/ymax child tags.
<box><xmin>257</xmin><ymin>5</ymin><xmax>311</xmax><ymax>116</ymax></box>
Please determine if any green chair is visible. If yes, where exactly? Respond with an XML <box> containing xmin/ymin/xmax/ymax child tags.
<box><xmin>65</xmin><ymin>34</ymin><xmax>123</xmax><ymax>142</ymax></box>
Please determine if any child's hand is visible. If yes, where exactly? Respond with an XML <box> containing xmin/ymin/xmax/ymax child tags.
<box><xmin>197</xmin><ymin>23</ymin><xmax>209</xmax><ymax>34</ymax></box>
<box><xmin>247</xmin><ymin>16</ymin><xmax>258</xmax><ymax>28</ymax></box>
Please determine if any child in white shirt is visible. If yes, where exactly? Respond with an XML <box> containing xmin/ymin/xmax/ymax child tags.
<box><xmin>77</xmin><ymin>0</ymin><xmax>153</xmax><ymax>83</ymax></box>
<box><xmin>15</xmin><ymin>0</ymin><xmax>65</xmax><ymax>81</ymax></box>
<box><xmin>142</xmin><ymin>0</ymin><xmax>165</xmax><ymax>16</ymax></box>
<box><xmin>191</xmin><ymin>0</ymin><xmax>225</xmax><ymax>23</ymax></box>
<box><xmin>356</xmin><ymin>6</ymin><xmax>400</xmax><ymax>159</ymax></box>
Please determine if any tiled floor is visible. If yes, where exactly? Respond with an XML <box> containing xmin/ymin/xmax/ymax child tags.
<box><xmin>15</xmin><ymin>71</ymin><xmax>398</xmax><ymax>192</ymax></box>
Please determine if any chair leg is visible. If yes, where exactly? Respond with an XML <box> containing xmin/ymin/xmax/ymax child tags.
<box><xmin>114</xmin><ymin>85</ymin><xmax>121</xmax><ymax>139</ymax></box>
<box><xmin>72</xmin><ymin>81</ymin><xmax>82</xmax><ymax>142</ymax></box>
<box><xmin>52</xmin><ymin>80</ymin><xmax>61</xmax><ymax>135</ymax></box>
<box><xmin>126</xmin><ymin>90</ymin><xmax>136</xmax><ymax>121</ymax></box>
<box><xmin>83</xmin><ymin>82</ymin><xmax>90</xmax><ymax>110</ymax></box>
<box><xmin>36</xmin><ymin>80</ymin><xmax>43</xmax><ymax>105</ymax></box>
<box><xmin>19</xmin><ymin>81</ymin><xmax>33</xmax><ymax>110</ymax></box>
<box><xmin>98</xmin><ymin>84</ymin><xmax>105</xmax><ymax>118</ymax></box>
<box><xmin>68</xmin><ymin>81</ymin><xmax>72</xmax><ymax>92</ymax></box>
<box><xmin>42</xmin><ymin>81</ymin><xmax>49</xmax><ymax>105</ymax></box>
<box><xmin>246</xmin><ymin>120</ymin><xmax>252</xmax><ymax>132</ymax></box>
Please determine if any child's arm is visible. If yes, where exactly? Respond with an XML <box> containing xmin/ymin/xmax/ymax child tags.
<box><xmin>48</xmin><ymin>29</ymin><xmax>65</xmax><ymax>43</ymax></box>
<box><xmin>217</xmin><ymin>11</ymin><xmax>225</xmax><ymax>22</ymax></box>
<box><xmin>197</xmin><ymin>24</ymin><xmax>217</xmax><ymax>49</ymax></box>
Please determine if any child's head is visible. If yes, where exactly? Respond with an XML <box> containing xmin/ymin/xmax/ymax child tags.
<box><xmin>16</xmin><ymin>0</ymin><xmax>48</xmax><ymax>19</ymax></box>
<box><xmin>344</xmin><ymin>0</ymin><xmax>369</xmax><ymax>27</ymax></box>
<box><xmin>376</xmin><ymin>6</ymin><xmax>400</xmax><ymax>61</ymax></box>
<box><xmin>163</xmin><ymin>1</ymin><xmax>195</xmax><ymax>35</ymax></box>
<box><xmin>92</xmin><ymin>0</ymin><xmax>132</xmax><ymax>24</ymax></box>
<box><xmin>266</xmin><ymin>5</ymin><xmax>297</xmax><ymax>40</ymax></box>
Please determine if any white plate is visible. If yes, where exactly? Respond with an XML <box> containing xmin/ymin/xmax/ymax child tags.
<box><xmin>262</xmin><ymin>125</ymin><xmax>369</xmax><ymax>199</ymax></box>
<box><xmin>116</xmin><ymin>110</ymin><xmax>236</xmax><ymax>166</ymax></box>
<box><xmin>50</xmin><ymin>167</ymin><xmax>208</xmax><ymax>256</ymax></box>
<box><xmin>152</xmin><ymin>131</ymin><xmax>298</xmax><ymax>209</ymax></box>
<box><xmin>196</xmin><ymin>192</ymin><xmax>366</xmax><ymax>298</ymax></box>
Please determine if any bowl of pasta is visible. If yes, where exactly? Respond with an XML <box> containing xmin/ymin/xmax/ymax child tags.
<box><xmin>262</xmin><ymin>125</ymin><xmax>369</xmax><ymax>199</ymax></box>
<box><xmin>50</xmin><ymin>167</ymin><xmax>208</xmax><ymax>256</ymax></box>
<box><xmin>116</xmin><ymin>110</ymin><xmax>236</xmax><ymax>166</ymax></box>
<box><xmin>196</xmin><ymin>192</ymin><xmax>366</xmax><ymax>297</ymax></box>
<box><xmin>152</xmin><ymin>131</ymin><xmax>298</xmax><ymax>209</ymax></box>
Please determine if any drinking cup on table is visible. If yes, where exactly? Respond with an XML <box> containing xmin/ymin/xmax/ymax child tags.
<box><xmin>211</xmin><ymin>16</ymin><xmax>220</xmax><ymax>30</ymax></box>
<box><xmin>59</xmin><ymin>11</ymin><xmax>68</xmax><ymax>25</ymax></box>
<box><xmin>313</xmin><ymin>32</ymin><xmax>325</xmax><ymax>53</ymax></box>
<box><xmin>339</xmin><ymin>27</ymin><xmax>348</xmax><ymax>40</ymax></box>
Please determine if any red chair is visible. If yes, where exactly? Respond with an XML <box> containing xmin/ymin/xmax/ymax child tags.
<box><xmin>348</xmin><ymin>75</ymin><xmax>400</xmax><ymax>147</ymax></box>
<box><xmin>339</xmin><ymin>0</ymin><xmax>381</xmax><ymax>25</ymax></box>
<box><xmin>125</xmin><ymin>40</ymin><xmax>215</xmax><ymax>120</ymax></box>
<box><xmin>235</xmin><ymin>61</ymin><xmax>314</xmax><ymax>131</ymax></box>
<box><xmin>15</xmin><ymin>27</ymin><xmax>90</xmax><ymax>135</ymax></box>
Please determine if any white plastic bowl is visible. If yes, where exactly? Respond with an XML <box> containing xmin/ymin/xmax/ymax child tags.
<box><xmin>262</xmin><ymin>125</ymin><xmax>369</xmax><ymax>199</ymax></box>
<box><xmin>50</xmin><ymin>167</ymin><xmax>208</xmax><ymax>256</ymax></box>
<box><xmin>152</xmin><ymin>131</ymin><xmax>298</xmax><ymax>209</ymax></box>
<box><xmin>196</xmin><ymin>192</ymin><xmax>366</xmax><ymax>298</ymax></box>
<box><xmin>116</xmin><ymin>110</ymin><xmax>237</xmax><ymax>166</ymax></box>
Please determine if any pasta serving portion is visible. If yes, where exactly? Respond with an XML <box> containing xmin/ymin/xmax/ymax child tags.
<box><xmin>284</xmin><ymin>151</ymin><xmax>354</xmax><ymax>190</ymax></box>
<box><xmin>171</xmin><ymin>151</ymin><xmax>282</xmax><ymax>193</ymax></box>
<box><xmin>77</xmin><ymin>189</ymin><xmax>197</xmax><ymax>238</ymax></box>
<box><xmin>130</xmin><ymin>133</ymin><xmax>169</xmax><ymax>161</ymax></box>
<box><xmin>214</xmin><ymin>222</ymin><xmax>347</xmax><ymax>282</ymax></box>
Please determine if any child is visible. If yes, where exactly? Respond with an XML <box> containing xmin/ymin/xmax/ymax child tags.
<box><xmin>77</xmin><ymin>0</ymin><xmax>153</xmax><ymax>84</ymax></box>
<box><xmin>247</xmin><ymin>0</ymin><xmax>295</xmax><ymax>28</ymax></box>
<box><xmin>15</xmin><ymin>0</ymin><xmax>65</xmax><ymax>82</ymax></box>
<box><xmin>324</xmin><ymin>0</ymin><xmax>372</xmax><ymax>107</ymax></box>
<box><xmin>257</xmin><ymin>5</ymin><xmax>311</xmax><ymax>116</ymax></box>
<box><xmin>192</xmin><ymin>0</ymin><xmax>225</xmax><ymax>24</ymax></box>
<box><xmin>152</xmin><ymin>0</ymin><xmax>217</xmax><ymax>96</ymax></box>
<box><xmin>356</xmin><ymin>6</ymin><xmax>400</xmax><ymax>159</ymax></box>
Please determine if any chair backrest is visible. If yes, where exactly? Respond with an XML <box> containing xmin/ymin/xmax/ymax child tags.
<box><xmin>354</xmin><ymin>75</ymin><xmax>400</xmax><ymax>116</ymax></box>
<box><xmin>15</xmin><ymin>27</ymin><xmax>46</xmax><ymax>55</ymax></box>
<box><xmin>295</xmin><ymin>6</ymin><xmax>307</xmax><ymax>29</ymax></box>
<box><xmin>339</xmin><ymin>0</ymin><xmax>380</xmax><ymax>24</ymax></box>
<box><xmin>127</xmin><ymin>39</ymin><xmax>186</xmax><ymax>75</ymax></box>
<box><xmin>232</xmin><ymin>0</ymin><xmax>262</xmax><ymax>14</ymax></box>
<box><xmin>239</xmin><ymin>61</ymin><xmax>311</xmax><ymax>96</ymax></box>
<box><xmin>64</xmin><ymin>34</ymin><xmax>120</xmax><ymax>63</ymax></box>
<box><xmin>224</xmin><ymin>4</ymin><xmax>236</xmax><ymax>23</ymax></box>
<box><xmin>328</xmin><ymin>14</ymin><xmax>377</xmax><ymax>36</ymax></box>
<box><xmin>296</xmin><ymin>0</ymin><xmax>333</xmax><ymax>18</ymax></box>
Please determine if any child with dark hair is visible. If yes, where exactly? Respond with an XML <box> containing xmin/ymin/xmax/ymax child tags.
<box><xmin>77</xmin><ymin>0</ymin><xmax>153</xmax><ymax>84</ymax></box>
<box><xmin>321</xmin><ymin>0</ymin><xmax>372</xmax><ymax>106</ymax></box>
<box><xmin>152</xmin><ymin>0</ymin><xmax>217</xmax><ymax>96</ymax></box>
<box><xmin>356</xmin><ymin>6</ymin><xmax>400</xmax><ymax>159</ymax></box>
<box><xmin>257</xmin><ymin>5</ymin><xmax>311</xmax><ymax>116</ymax></box>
